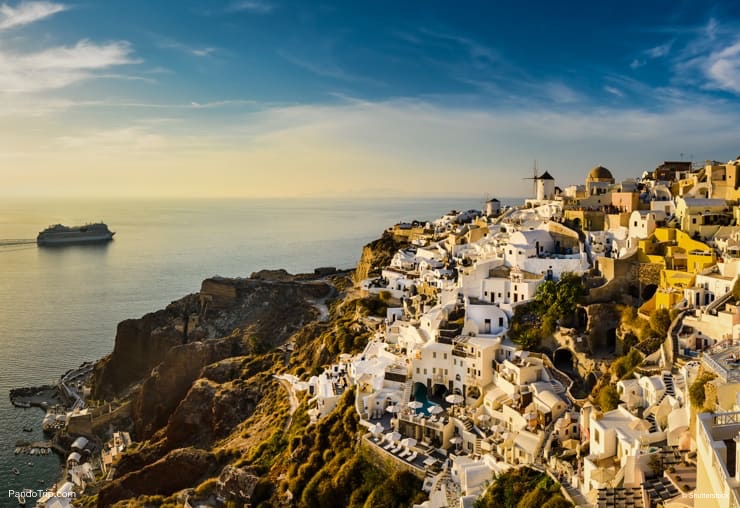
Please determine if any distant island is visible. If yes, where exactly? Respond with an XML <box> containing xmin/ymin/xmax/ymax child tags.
<box><xmin>12</xmin><ymin>157</ymin><xmax>740</xmax><ymax>508</ymax></box>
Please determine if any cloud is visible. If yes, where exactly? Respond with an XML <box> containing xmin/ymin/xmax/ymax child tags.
<box><xmin>227</xmin><ymin>1</ymin><xmax>274</xmax><ymax>13</ymax></box>
<box><xmin>278</xmin><ymin>50</ymin><xmax>385</xmax><ymax>86</ymax></box>
<box><xmin>665</xmin><ymin>19</ymin><xmax>740</xmax><ymax>95</ymax></box>
<box><xmin>704</xmin><ymin>40</ymin><xmax>740</xmax><ymax>93</ymax></box>
<box><xmin>603</xmin><ymin>86</ymin><xmax>623</xmax><ymax>97</ymax></box>
<box><xmin>630</xmin><ymin>59</ymin><xmax>645</xmax><ymax>69</ymax></box>
<box><xmin>55</xmin><ymin>126</ymin><xmax>168</xmax><ymax>151</ymax></box>
<box><xmin>0</xmin><ymin>40</ymin><xmax>137</xmax><ymax>93</ymax></box>
<box><xmin>0</xmin><ymin>0</ymin><xmax>65</xmax><ymax>30</ymax></box>
<box><xmin>156</xmin><ymin>37</ymin><xmax>217</xmax><ymax>57</ymax></box>
<box><xmin>645</xmin><ymin>40</ymin><xmax>673</xmax><ymax>59</ymax></box>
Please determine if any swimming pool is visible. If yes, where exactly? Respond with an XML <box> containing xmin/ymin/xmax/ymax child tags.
<box><xmin>412</xmin><ymin>382</ymin><xmax>442</xmax><ymax>416</ymax></box>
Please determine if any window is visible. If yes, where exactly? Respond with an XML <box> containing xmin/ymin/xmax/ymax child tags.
<box><xmin>594</xmin><ymin>428</ymin><xmax>600</xmax><ymax>444</ymax></box>
<box><xmin>433</xmin><ymin>352</ymin><xmax>437</xmax><ymax>359</ymax></box>
<box><xmin>445</xmin><ymin>369</ymin><xmax>448</xmax><ymax>375</ymax></box>
<box><xmin>433</xmin><ymin>367</ymin><xmax>436</xmax><ymax>374</ymax></box>
<box><xmin>444</xmin><ymin>353</ymin><xmax>447</xmax><ymax>360</ymax></box>
<box><xmin>499</xmin><ymin>317</ymin><xmax>504</xmax><ymax>327</ymax></box>
<box><xmin>633</xmin><ymin>221</ymin><xmax>637</xmax><ymax>227</ymax></box>
<box><xmin>424</xmin><ymin>368</ymin><xmax>427</xmax><ymax>375</ymax></box>
<box><xmin>416</xmin><ymin>368</ymin><xmax>420</xmax><ymax>374</ymax></box>
<box><xmin>692</xmin><ymin>218</ymin><xmax>697</xmax><ymax>224</ymax></box>
<box><xmin>498</xmin><ymin>292</ymin><xmax>502</xmax><ymax>298</ymax></box>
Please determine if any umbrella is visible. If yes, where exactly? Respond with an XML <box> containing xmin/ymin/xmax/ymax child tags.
<box><xmin>446</xmin><ymin>394</ymin><xmax>464</xmax><ymax>405</ymax></box>
<box><xmin>370</xmin><ymin>423</ymin><xmax>385</xmax><ymax>435</ymax></box>
<box><xmin>386</xmin><ymin>404</ymin><xmax>400</xmax><ymax>414</ymax></box>
<box><xmin>449</xmin><ymin>436</ymin><xmax>462</xmax><ymax>445</ymax></box>
<box><xmin>408</xmin><ymin>401</ymin><xmax>423</xmax><ymax>410</ymax></box>
<box><xmin>385</xmin><ymin>431</ymin><xmax>402</xmax><ymax>443</ymax></box>
<box><xmin>428</xmin><ymin>405</ymin><xmax>444</xmax><ymax>415</ymax></box>
<box><xmin>476</xmin><ymin>414</ymin><xmax>491</xmax><ymax>422</ymax></box>
<box><xmin>401</xmin><ymin>438</ymin><xmax>417</xmax><ymax>449</ymax></box>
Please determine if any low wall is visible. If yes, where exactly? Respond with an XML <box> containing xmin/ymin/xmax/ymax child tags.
<box><xmin>359</xmin><ymin>435</ymin><xmax>426</xmax><ymax>480</ymax></box>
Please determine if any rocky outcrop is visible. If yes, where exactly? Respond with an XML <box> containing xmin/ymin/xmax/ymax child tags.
<box><xmin>354</xmin><ymin>231</ymin><xmax>407</xmax><ymax>283</ymax></box>
<box><xmin>92</xmin><ymin>295</ymin><xmax>199</xmax><ymax>399</ymax></box>
<box><xmin>98</xmin><ymin>447</ymin><xmax>218</xmax><ymax>507</ymax></box>
<box><xmin>93</xmin><ymin>276</ymin><xmax>330</xmax><ymax>400</ymax></box>
<box><xmin>164</xmin><ymin>376</ymin><xmax>261</xmax><ymax>448</ymax></box>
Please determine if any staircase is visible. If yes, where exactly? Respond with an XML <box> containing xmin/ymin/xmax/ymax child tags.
<box><xmin>403</xmin><ymin>379</ymin><xmax>413</xmax><ymax>403</ymax></box>
<box><xmin>462</xmin><ymin>418</ymin><xmax>474</xmax><ymax>432</ymax></box>
<box><xmin>645</xmin><ymin>413</ymin><xmax>658</xmax><ymax>433</ymax></box>
<box><xmin>474</xmin><ymin>437</ymin><xmax>482</xmax><ymax>457</ymax></box>
<box><xmin>663</xmin><ymin>372</ymin><xmax>675</xmax><ymax>397</ymax></box>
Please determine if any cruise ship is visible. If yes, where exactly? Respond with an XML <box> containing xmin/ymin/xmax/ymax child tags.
<box><xmin>36</xmin><ymin>223</ymin><xmax>115</xmax><ymax>246</ymax></box>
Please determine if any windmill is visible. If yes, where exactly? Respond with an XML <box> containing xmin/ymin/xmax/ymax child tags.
<box><xmin>523</xmin><ymin>160</ymin><xmax>539</xmax><ymax>197</ymax></box>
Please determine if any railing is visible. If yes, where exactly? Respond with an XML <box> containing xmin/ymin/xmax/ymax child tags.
<box><xmin>702</xmin><ymin>353</ymin><xmax>740</xmax><ymax>383</ymax></box>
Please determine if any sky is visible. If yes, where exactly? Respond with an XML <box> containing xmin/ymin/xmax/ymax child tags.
<box><xmin>1</xmin><ymin>0</ymin><xmax>740</xmax><ymax>198</ymax></box>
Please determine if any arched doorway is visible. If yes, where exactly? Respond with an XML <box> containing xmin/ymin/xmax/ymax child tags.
<box><xmin>642</xmin><ymin>284</ymin><xmax>658</xmax><ymax>302</ymax></box>
<box><xmin>606</xmin><ymin>328</ymin><xmax>617</xmax><ymax>352</ymax></box>
<box><xmin>554</xmin><ymin>348</ymin><xmax>574</xmax><ymax>373</ymax></box>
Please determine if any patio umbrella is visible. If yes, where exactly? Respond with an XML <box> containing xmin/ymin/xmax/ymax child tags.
<box><xmin>370</xmin><ymin>423</ymin><xmax>385</xmax><ymax>435</ymax></box>
<box><xmin>476</xmin><ymin>414</ymin><xmax>491</xmax><ymax>422</ymax></box>
<box><xmin>401</xmin><ymin>438</ymin><xmax>417</xmax><ymax>449</ymax></box>
<box><xmin>446</xmin><ymin>394</ymin><xmax>464</xmax><ymax>405</ymax></box>
<box><xmin>428</xmin><ymin>405</ymin><xmax>444</xmax><ymax>415</ymax></box>
<box><xmin>449</xmin><ymin>436</ymin><xmax>462</xmax><ymax>446</ymax></box>
<box><xmin>385</xmin><ymin>431</ymin><xmax>402</xmax><ymax>443</ymax></box>
<box><xmin>386</xmin><ymin>404</ymin><xmax>400</xmax><ymax>414</ymax></box>
<box><xmin>408</xmin><ymin>401</ymin><xmax>424</xmax><ymax>410</ymax></box>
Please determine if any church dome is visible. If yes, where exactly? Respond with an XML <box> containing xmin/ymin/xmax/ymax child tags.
<box><xmin>587</xmin><ymin>165</ymin><xmax>614</xmax><ymax>181</ymax></box>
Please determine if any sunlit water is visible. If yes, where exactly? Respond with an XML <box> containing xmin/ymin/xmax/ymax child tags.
<box><xmin>0</xmin><ymin>196</ymin><xmax>520</xmax><ymax>503</ymax></box>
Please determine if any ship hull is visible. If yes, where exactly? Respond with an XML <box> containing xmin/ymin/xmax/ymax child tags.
<box><xmin>37</xmin><ymin>232</ymin><xmax>115</xmax><ymax>246</ymax></box>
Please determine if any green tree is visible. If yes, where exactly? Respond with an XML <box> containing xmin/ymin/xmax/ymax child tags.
<box><xmin>689</xmin><ymin>373</ymin><xmax>715</xmax><ymax>409</ymax></box>
<box><xmin>598</xmin><ymin>384</ymin><xmax>620</xmax><ymax>411</ymax></box>
<box><xmin>649</xmin><ymin>308</ymin><xmax>672</xmax><ymax>338</ymax></box>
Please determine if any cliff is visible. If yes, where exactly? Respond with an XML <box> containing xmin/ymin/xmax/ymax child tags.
<box><xmin>82</xmin><ymin>237</ymin><xmax>410</xmax><ymax>507</ymax></box>
<box><xmin>353</xmin><ymin>231</ymin><xmax>407</xmax><ymax>283</ymax></box>
<box><xmin>92</xmin><ymin>276</ymin><xmax>330</xmax><ymax>400</ymax></box>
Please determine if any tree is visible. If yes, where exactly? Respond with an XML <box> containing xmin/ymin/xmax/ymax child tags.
<box><xmin>689</xmin><ymin>373</ymin><xmax>715</xmax><ymax>409</ymax></box>
<box><xmin>598</xmin><ymin>385</ymin><xmax>620</xmax><ymax>411</ymax></box>
<box><xmin>649</xmin><ymin>308</ymin><xmax>672</xmax><ymax>338</ymax></box>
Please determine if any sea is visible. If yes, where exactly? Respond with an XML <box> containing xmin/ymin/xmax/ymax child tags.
<box><xmin>0</xmin><ymin>196</ymin><xmax>521</xmax><ymax>505</ymax></box>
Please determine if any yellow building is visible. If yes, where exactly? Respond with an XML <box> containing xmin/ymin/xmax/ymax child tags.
<box><xmin>637</xmin><ymin>229</ymin><xmax>717</xmax><ymax>312</ymax></box>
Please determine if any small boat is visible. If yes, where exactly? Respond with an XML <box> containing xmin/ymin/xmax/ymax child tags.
<box><xmin>22</xmin><ymin>426</ymin><xmax>33</xmax><ymax>432</ymax></box>
<box><xmin>29</xmin><ymin>449</ymin><xmax>35</xmax><ymax>455</ymax></box>
<box><xmin>14</xmin><ymin>448</ymin><xmax>20</xmax><ymax>455</ymax></box>
<box><xmin>12</xmin><ymin>467</ymin><xmax>20</xmax><ymax>475</ymax></box>
<box><xmin>18</xmin><ymin>494</ymin><xmax>26</xmax><ymax>506</ymax></box>
<box><xmin>27</xmin><ymin>462</ymin><xmax>33</xmax><ymax>467</ymax></box>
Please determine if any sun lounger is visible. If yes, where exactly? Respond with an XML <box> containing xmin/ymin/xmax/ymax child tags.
<box><xmin>407</xmin><ymin>451</ymin><xmax>417</xmax><ymax>462</ymax></box>
<box><xmin>384</xmin><ymin>442</ymin><xmax>394</xmax><ymax>450</ymax></box>
<box><xmin>400</xmin><ymin>449</ymin><xmax>411</xmax><ymax>458</ymax></box>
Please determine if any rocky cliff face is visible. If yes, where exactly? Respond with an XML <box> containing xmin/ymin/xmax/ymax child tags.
<box><xmin>354</xmin><ymin>231</ymin><xmax>407</xmax><ymax>283</ymax></box>
<box><xmin>92</xmin><ymin>295</ymin><xmax>200</xmax><ymax>399</ymax></box>
<box><xmin>98</xmin><ymin>447</ymin><xmax>218</xmax><ymax>507</ymax></box>
<box><xmin>93</xmin><ymin>276</ymin><xmax>330</xmax><ymax>400</ymax></box>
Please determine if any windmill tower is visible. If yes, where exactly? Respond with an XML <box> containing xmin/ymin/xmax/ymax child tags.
<box><xmin>524</xmin><ymin>161</ymin><xmax>555</xmax><ymax>201</ymax></box>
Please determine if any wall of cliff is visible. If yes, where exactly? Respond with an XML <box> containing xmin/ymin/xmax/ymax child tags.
<box><xmin>92</xmin><ymin>276</ymin><xmax>330</xmax><ymax>400</ymax></box>
<box><xmin>354</xmin><ymin>231</ymin><xmax>408</xmax><ymax>283</ymax></box>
